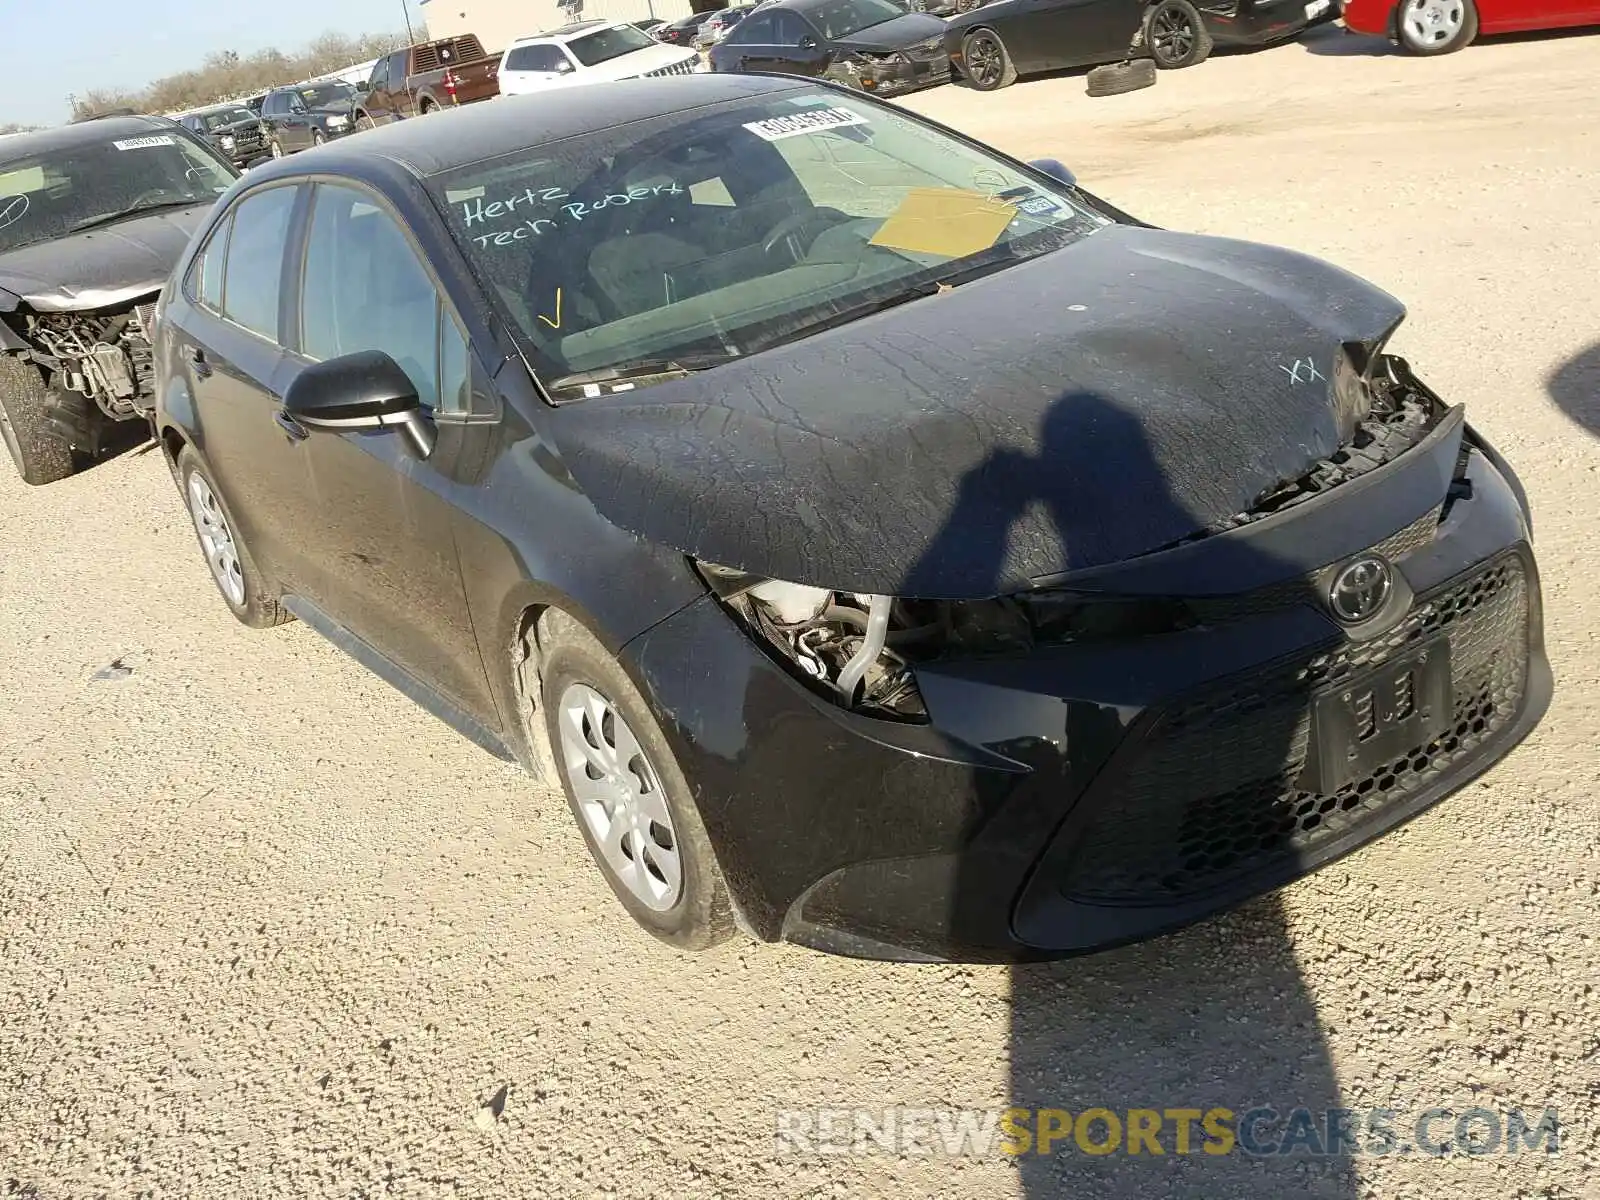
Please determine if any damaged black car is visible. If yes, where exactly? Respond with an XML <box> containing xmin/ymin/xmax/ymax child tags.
<box><xmin>1</xmin><ymin>114</ymin><xmax>238</xmax><ymax>484</ymax></box>
<box><xmin>153</xmin><ymin>78</ymin><xmax>1551</xmax><ymax>961</ymax></box>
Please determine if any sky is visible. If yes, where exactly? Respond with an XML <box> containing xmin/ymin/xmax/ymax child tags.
<box><xmin>3</xmin><ymin>0</ymin><xmax>420</xmax><ymax>128</ymax></box>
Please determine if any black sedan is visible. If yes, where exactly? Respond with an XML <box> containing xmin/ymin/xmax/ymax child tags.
<box><xmin>947</xmin><ymin>0</ymin><xmax>1339</xmax><ymax>89</ymax></box>
<box><xmin>654</xmin><ymin>10</ymin><xmax>718</xmax><ymax>44</ymax></box>
<box><xmin>708</xmin><ymin>0</ymin><xmax>950</xmax><ymax>95</ymax></box>
<box><xmin>153</xmin><ymin>76</ymin><xmax>1549</xmax><ymax>962</ymax></box>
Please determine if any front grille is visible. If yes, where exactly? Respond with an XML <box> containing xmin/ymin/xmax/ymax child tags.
<box><xmin>644</xmin><ymin>57</ymin><xmax>698</xmax><ymax>77</ymax></box>
<box><xmin>1054</xmin><ymin>553</ymin><xmax>1530</xmax><ymax>904</ymax></box>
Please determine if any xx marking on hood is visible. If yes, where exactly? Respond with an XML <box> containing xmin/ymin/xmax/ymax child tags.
<box><xmin>1280</xmin><ymin>357</ymin><xmax>1325</xmax><ymax>385</ymax></box>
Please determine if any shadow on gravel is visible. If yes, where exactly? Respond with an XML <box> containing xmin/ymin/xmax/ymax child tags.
<box><xmin>907</xmin><ymin>392</ymin><xmax>1357</xmax><ymax>1196</ymax></box>
<box><xmin>1546</xmin><ymin>340</ymin><xmax>1600</xmax><ymax>436</ymax></box>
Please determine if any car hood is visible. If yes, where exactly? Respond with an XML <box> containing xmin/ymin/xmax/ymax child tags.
<box><xmin>546</xmin><ymin>223</ymin><xmax>1407</xmax><ymax>600</ymax></box>
<box><xmin>0</xmin><ymin>203</ymin><xmax>214</xmax><ymax>312</ymax></box>
<box><xmin>310</xmin><ymin>101</ymin><xmax>356</xmax><ymax>119</ymax></box>
<box><xmin>835</xmin><ymin>12</ymin><xmax>950</xmax><ymax>50</ymax></box>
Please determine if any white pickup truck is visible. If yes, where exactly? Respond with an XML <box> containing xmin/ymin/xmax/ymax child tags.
<box><xmin>497</xmin><ymin>20</ymin><xmax>702</xmax><ymax>96</ymax></box>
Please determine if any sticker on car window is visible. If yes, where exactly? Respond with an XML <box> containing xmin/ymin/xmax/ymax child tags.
<box><xmin>742</xmin><ymin>107</ymin><xmax>868</xmax><ymax>142</ymax></box>
<box><xmin>112</xmin><ymin>135</ymin><xmax>177</xmax><ymax>151</ymax></box>
<box><xmin>1014</xmin><ymin>194</ymin><xmax>1061</xmax><ymax>216</ymax></box>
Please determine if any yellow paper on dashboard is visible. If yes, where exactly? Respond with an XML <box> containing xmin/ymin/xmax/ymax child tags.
<box><xmin>868</xmin><ymin>187</ymin><xmax>1016</xmax><ymax>259</ymax></box>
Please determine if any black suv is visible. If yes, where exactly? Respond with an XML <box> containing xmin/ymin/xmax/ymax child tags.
<box><xmin>178</xmin><ymin>104</ymin><xmax>270</xmax><ymax>169</ymax></box>
<box><xmin>0</xmin><ymin>114</ymin><xmax>238</xmax><ymax>484</ymax></box>
<box><xmin>257</xmin><ymin>82</ymin><xmax>361</xmax><ymax>158</ymax></box>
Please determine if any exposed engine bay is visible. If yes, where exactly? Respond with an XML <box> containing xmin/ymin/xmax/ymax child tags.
<box><xmin>5</xmin><ymin>298</ymin><xmax>159</xmax><ymax>424</ymax></box>
<box><xmin>701</xmin><ymin>353</ymin><xmax>1454</xmax><ymax>724</ymax></box>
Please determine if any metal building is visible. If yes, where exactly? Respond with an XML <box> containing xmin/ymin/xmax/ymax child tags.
<box><xmin>419</xmin><ymin>0</ymin><xmax>707</xmax><ymax>51</ymax></box>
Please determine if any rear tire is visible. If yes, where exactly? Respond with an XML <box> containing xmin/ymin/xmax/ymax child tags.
<box><xmin>0</xmin><ymin>355</ymin><xmax>76</xmax><ymax>486</ymax></box>
<box><xmin>537</xmin><ymin>612</ymin><xmax>734</xmax><ymax>951</ymax></box>
<box><xmin>176</xmin><ymin>446</ymin><xmax>291</xmax><ymax>629</ymax></box>
<box><xmin>1145</xmin><ymin>0</ymin><xmax>1213</xmax><ymax>69</ymax></box>
<box><xmin>1086</xmin><ymin>58</ymin><xmax>1158</xmax><ymax>96</ymax></box>
<box><xmin>1396</xmin><ymin>0</ymin><xmax>1477</xmax><ymax>53</ymax></box>
<box><xmin>961</xmin><ymin>29</ymin><xmax>1017</xmax><ymax>91</ymax></box>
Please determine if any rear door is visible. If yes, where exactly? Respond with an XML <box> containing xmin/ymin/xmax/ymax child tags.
<box><xmin>170</xmin><ymin>183</ymin><xmax>320</xmax><ymax>590</ymax></box>
<box><xmin>280</xmin><ymin>181</ymin><xmax>494</xmax><ymax>716</ymax></box>
<box><xmin>1017</xmin><ymin>0</ymin><xmax>1142</xmax><ymax>69</ymax></box>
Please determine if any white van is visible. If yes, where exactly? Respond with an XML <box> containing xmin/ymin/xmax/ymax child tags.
<box><xmin>497</xmin><ymin>21</ymin><xmax>702</xmax><ymax>96</ymax></box>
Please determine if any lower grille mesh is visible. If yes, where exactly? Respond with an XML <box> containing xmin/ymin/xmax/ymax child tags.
<box><xmin>1055</xmin><ymin>555</ymin><xmax>1529</xmax><ymax>904</ymax></box>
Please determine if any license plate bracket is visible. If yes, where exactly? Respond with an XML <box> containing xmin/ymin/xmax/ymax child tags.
<box><xmin>1302</xmin><ymin>639</ymin><xmax>1453</xmax><ymax>795</ymax></box>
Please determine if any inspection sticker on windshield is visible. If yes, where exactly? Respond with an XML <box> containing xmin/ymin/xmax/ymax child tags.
<box><xmin>1014</xmin><ymin>194</ymin><xmax>1061</xmax><ymax>216</ymax></box>
<box><xmin>112</xmin><ymin>135</ymin><xmax>177</xmax><ymax>151</ymax></box>
<box><xmin>743</xmin><ymin>107</ymin><xmax>868</xmax><ymax>142</ymax></box>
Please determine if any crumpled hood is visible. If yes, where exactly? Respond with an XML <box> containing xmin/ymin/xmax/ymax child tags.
<box><xmin>836</xmin><ymin>13</ymin><xmax>949</xmax><ymax>50</ymax></box>
<box><xmin>0</xmin><ymin>204</ymin><xmax>212</xmax><ymax>312</ymax></box>
<box><xmin>310</xmin><ymin>102</ymin><xmax>356</xmax><ymax>120</ymax></box>
<box><xmin>547</xmin><ymin>224</ymin><xmax>1407</xmax><ymax>600</ymax></box>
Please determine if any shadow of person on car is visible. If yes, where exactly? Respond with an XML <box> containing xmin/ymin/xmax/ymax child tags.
<box><xmin>902</xmin><ymin>390</ymin><xmax>1360</xmax><ymax>1196</ymax></box>
<box><xmin>1545</xmin><ymin>339</ymin><xmax>1600</xmax><ymax>437</ymax></box>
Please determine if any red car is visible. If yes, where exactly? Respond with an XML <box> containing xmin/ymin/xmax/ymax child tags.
<box><xmin>1343</xmin><ymin>0</ymin><xmax>1600</xmax><ymax>54</ymax></box>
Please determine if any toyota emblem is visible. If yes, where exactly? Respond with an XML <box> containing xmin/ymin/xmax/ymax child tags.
<box><xmin>1328</xmin><ymin>555</ymin><xmax>1393</xmax><ymax>623</ymax></box>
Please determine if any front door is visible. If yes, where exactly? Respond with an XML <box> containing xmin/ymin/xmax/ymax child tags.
<box><xmin>284</xmin><ymin>181</ymin><xmax>494</xmax><ymax>717</ymax></box>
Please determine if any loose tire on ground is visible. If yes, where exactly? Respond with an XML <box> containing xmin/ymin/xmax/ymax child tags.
<box><xmin>176</xmin><ymin>445</ymin><xmax>292</xmax><ymax>628</ymax></box>
<box><xmin>537</xmin><ymin>611</ymin><xmax>735</xmax><ymax>951</ymax></box>
<box><xmin>1396</xmin><ymin>0</ymin><xmax>1478</xmax><ymax>54</ymax></box>
<box><xmin>0</xmin><ymin>355</ymin><xmax>76</xmax><ymax>486</ymax></box>
<box><xmin>1086</xmin><ymin>58</ymin><xmax>1158</xmax><ymax>97</ymax></box>
<box><xmin>961</xmin><ymin>29</ymin><xmax>1018</xmax><ymax>91</ymax></box>
<box><xmin>1145</xmin><ymin>0</ymin><xmax>1214</xmax><ymax>69</ymax></box>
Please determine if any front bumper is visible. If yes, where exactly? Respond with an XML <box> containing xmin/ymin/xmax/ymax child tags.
<box><xmin>1207</xmin><ymin>0</ymin><xmax>1342</xmax><ymax>46</ymax></box>
<box><xmin>623</xmin><ymin>407</ymin><xmax>1549</xmax><ymax>963</ymax></box>
<box><xmin>831</xmin><ymin>49</ymin><xmax>951</xmax><ymax>96</ymax></box>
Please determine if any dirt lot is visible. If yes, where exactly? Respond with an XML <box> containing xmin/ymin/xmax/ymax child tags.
<box><xmin>4</xmin><ymin>23</ymin><xmax>1600</xmax><ymax>1199</ymax></box>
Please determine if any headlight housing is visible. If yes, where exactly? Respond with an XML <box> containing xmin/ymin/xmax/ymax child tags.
<box><xmin>695</xmin><ymin>562</ymin><xmax>1199</xmax><ymax>723</ymax></box>
<box><xmin>219</xmin><ymin>134</ymin><xmax>235</xmax><ymax>149</ymax></box>
<box><xmin>326</xmin><ymin>115</ymin><xmax>350</xmax><ymax>129</ymax></box>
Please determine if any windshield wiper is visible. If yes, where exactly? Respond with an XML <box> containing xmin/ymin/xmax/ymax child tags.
<box><xmin>70</xmin><ymin>198</ymin><xmax>209</xmax><ymax>233</ymax></box>
<box><xmin>543</xmin><ymin>351</ymin><xmax>741</xmax><ymax>399</ymax></box>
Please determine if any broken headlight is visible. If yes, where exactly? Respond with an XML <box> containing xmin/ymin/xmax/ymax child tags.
<box><xmin>696</xmin><ymin>562</ymin><xmax>1198</xmax><ymax>723</ymax></box>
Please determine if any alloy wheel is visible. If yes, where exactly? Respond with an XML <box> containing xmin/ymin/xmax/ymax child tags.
<box><xmin>186</xmin><ymin>472</ymin><xmax>246</xmax><ymax>608</ymax></box>
<box><xmin>1151</xmin><ymin>6</ymin><xmax>1197</xmax><ymax>65</ymax></box>
<box><xmin>557</xmin><ymin>683</ymin><xmax>683</xmax><ymax>912</ymax></box>
<box><xmin>965</xmin><ymin>34</ymin><xmax>1003</xmax><ymax>88</ymax></box>
<box><xmin>1400</xmin><ymin>0</ymin><xmax>1465</xmax><ymax>47</ymax></box>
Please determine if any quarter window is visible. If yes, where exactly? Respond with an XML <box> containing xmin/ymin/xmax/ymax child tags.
<box><xmin>300</xmin><ymin>183</ymin><xmax>465</xmax><ymax>414</ymax></box>
<box><xmin>191</xmin><ymin>211</ymin><xmax>232</xmax><ymax>310</ymax></box>
<box><xmin>220</xmin><ymin>185</ymin><xmax>298</xmax><ymax>340</ymax></box>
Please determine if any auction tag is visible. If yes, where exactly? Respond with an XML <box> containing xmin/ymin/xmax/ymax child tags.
<box><xmin>1014</xmin><ymin>194</ymin><xmax>1061</xmax><ymax>216</ymax></box>
<box><xmin>743</xmin><ymin>107</ymin><xmax>868</xmax><ymax>142</ymax></box>
<box><xmin>112</xmin><ymin>135</ymin><xmax>177</xmax><ymax>150</ymax></box>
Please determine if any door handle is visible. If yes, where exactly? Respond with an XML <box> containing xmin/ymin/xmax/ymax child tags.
<box><xmin>273</xmin><ymin>409</ymin><xmax>309</xmax><ymax>442</ymax></box>
<box><xmin>183</xmin><ymin>344</ymin><xmax>212</xmax><ymax>378</ymax></box>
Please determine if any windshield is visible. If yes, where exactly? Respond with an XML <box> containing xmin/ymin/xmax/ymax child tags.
<box><xmin>567</xmin><ymin>25</ymin><xmax>658</xmax><ymax>66</ymax></box>
<box><xmin>430</xmin><ymin>89</ymin><xmax>1106</xmax><ymax>392</ymax></box>
<box><xmin>299</xmin><ymin>83</ymin><xmax>356</xmax><ymax>109</ymax></box>
<box><xmin>0</xmin><ymin>132</ymin><xmax>235</xmax><ymax>254</ymax></box>
<box><xmin>202</xmin><ymin>107</ymin><xmax>256</xmax><ymax>131</ymax></box>
<box><xmin>808</xmin><ymin>0</ymin><xmax>903</xmax><ymax>38</ymax></box>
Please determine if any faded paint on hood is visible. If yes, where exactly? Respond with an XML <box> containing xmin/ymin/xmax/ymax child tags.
<box><xmin>0</xmin><ymin>203</ymin><xmax>212</xmax><ymax>312</ymax></box>
<box><xmin>545</xmin><ymin>224</ymin><xmax>1408</xmax><ymax>600</ymax></box>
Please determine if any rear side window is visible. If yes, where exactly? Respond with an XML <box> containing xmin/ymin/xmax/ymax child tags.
<box><xmin>505</xmin><ymin>44</ymin><xmax>567</xmax><ymax>72</ymax></box>
<box><xmin>221</xmin><ymin>186</ymin><xmax>298</xmax><ymax>340</ymax></box>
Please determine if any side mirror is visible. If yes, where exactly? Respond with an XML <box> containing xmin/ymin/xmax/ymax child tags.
<box><xmin>799</xmin><ymin>34</ymin><xmax>819</xmax><ymax>50</ymax></box>
<box><xmin>555</xmin><ymin>59</ymin><xmax>575</xmax><ymax>73</ymax></box>
<box><xmin>1027</xmin><ymin>157</ymin><xmax>1077</xmax><ymax>189</ymax></box>
<box><xmin>283</xmin><ymin>350</ymin><xmax>435</xmax><ymax>459</ymax></box>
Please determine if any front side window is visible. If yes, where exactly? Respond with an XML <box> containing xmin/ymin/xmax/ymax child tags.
<box><xmin>430</xmin><ymin>89</ymin><xmax>1106</xmax><ymax>393</ymax></box>
<box><xmin>0</xmin><ymin>130</ymin><xmax>236</xmax><ymax>254</ymax></box>
<box><xmin>774</xmin><ymin>12</ymin><xmax>815</xmax><ymax>43</ymax></box>
<box><xmin>566</xmin><ymin>25</ymin><xmax>658</xmax><ymax>66</ymax></box>
<box><xmin>725</xmin><ymin>13</ymin><xmax>776</xmax><ymax>43</ymax></box>
<box><xmin>300</xmin><ymin>184</ymin><xmax>457</xmax><ymax>412</ymax></box>
<box><xmin>220</xmin><ymin>185</ymin><xmax>298</xmax><ymax>340</ymax></box>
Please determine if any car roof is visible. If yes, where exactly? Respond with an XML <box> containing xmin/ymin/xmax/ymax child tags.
<box><xmin>250</xmin><ymin>74</ymin><xmax>811</xmax><ymax>180</ymax></box>
<box><xmin>537</xmin><ymin>19</ymin><xmax>612</xmax><ymax>40</ymax></box>
<box><xmin>0</xmin><ymin>114</ymin><xmax>185</xmax><ymax>163</ymax></box>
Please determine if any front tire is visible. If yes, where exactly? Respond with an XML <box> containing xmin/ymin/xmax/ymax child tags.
<box><xmin>0</xmin><ymin>355</ymin><xmax>75</xmax><ymax>486</ymax></box>
<box><xmin>961</xmin><ymin>29</ymin><xmax>1017</xmax><ymax>91</ymax></box>
<box><xmin>1396</xmin><ymin>0</ymin><xmax>1477</xmax><ymax>53</ymax></box>
<box><xmin>312</xmin><ymin>129</ymin><xmax>325</xmax><ymax>147</ymax></box>
<box><xmin>538</xmin><ymin>613</ymin><xmax>733</xmax><ymax>951</ymax></box>
<box><xmin>177</xmin><ymin>446</ymin><xmax>290</xmax><ymax>628</ymax></box>
<box><xmin>1145</xmin><ymin>0</ymin><xmax>1213</xmax><ymax>69</ymax></box>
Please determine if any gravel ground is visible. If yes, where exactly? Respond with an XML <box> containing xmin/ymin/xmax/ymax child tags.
<box><xmin>4</xmin><ymin>24</ymin><xmax>1600</xmax><ymax>1199</ymax></box>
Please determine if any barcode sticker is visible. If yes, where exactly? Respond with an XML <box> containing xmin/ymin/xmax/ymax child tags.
<box><xmin>112</xmin><ymin>135</ymin><xmax>177</xmax><ymax>151</ymax></box>
<box><xmin>743</xmin><ymin>107</ymin><xmax>868</xmax><ymax>142</ymax></box>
